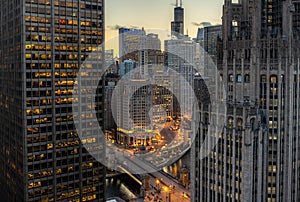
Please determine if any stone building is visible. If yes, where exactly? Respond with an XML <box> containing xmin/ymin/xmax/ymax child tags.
<box><xmin>192</xmin><ymin>0</ymin><xmax>300</xmax><ymax>201</ymax></box>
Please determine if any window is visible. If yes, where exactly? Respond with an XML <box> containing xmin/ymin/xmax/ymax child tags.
<box><xmin>236</xmin><ymin>74</ymin><xmax>242</xmax><ymax>83</ymax></box>
<box><xmin>270</xmin><ymin>75</ymin><xmax>277</xmax><ymax>83</ymax></box>
<box><xmin>228</xmin><ymin>117</ymin><xmax>234</xmax><ymax>128</ymax></box>
<box><xmin>261</xmin><ymin>75</ymin><xmax>267</xmax><ymax>82</ymax></box>
<box><xmin>232</xmin><ymin>20</ymin><xmax>239</xmax><ymax>38</ymax></box>
<box><xmin>244</xmin><ymin>74</ymin><xmax>250</xmax><ymax>83</ymax></box>
<box><xmin>228</xmin><ymin>74</ymin><xmax>234</xmax><ymax>82</ymax></box>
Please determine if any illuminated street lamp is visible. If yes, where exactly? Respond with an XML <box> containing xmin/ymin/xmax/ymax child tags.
<box><xmin>163</xmin><ymin>186</ymin><xmax>168</xmax><ymax>192</ymax></box>
<box><xmin>163</xmin><ymin>186</ymin><xmax>171</xmax><ymax>202</ymax></box>
<box><xmin>156</xmin><ymin>179</ymin><xmax>160</xmax><ymax>187</ymax></box>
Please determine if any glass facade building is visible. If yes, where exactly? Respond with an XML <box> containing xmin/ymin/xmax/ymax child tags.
<box><xmin>196</xmin><ymin>25</ymin><xmax>222</xmax><ymax>64</ymax></box>
<box><xmin>0</xmin><ymin>0</ymin><xmax>105</xmax><ymax>201</ymax></box>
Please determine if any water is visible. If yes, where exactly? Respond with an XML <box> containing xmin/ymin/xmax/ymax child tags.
<box><xmin>106</xmin><ymin>151</ymin><xmax>190</xmax><ymax>201</ymax></box>
<box><xmin>106</xmin><ymin>174</ymin><xmax>140</xmax><ymax>201</ymax></box>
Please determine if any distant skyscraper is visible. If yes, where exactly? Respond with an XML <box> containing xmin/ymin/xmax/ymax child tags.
<box><xmin>118</xmin><ymin>27</ymin><xmax>161</xmax><ymax>69</ymax></box>
<box><xmin>192</xmin><ymin>0</ymin><xmax>300</xmax><ymax>201</ymax></box>
<box><xmin>119</xmin><ymin>27</ymin><xmax>146</xmax><ymax>62</ymax></box>
<box><xmin>196</xmin><ymin>25</ymin><xmax>222</xmax><ymax>64</ymax></box>
<box><xmin>171</xmin><ymin>0</ymin><xmax>184</xmax><ymax>38</ymax></box>
<box><xmin>0</xmin><ymin>1</ymin><xmax>105</xmax><ymax>201</ymax></box>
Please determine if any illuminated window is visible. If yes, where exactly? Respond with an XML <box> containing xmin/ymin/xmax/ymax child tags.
<box><xmin>28</xmin><ymin>181</ymin><xmax>41</xmax><ymax>189</ymax></box>
<box><xmin>58</xmin><ymin>19</ymin><xmax>66</xmax><ymax>24</ymax></box>
<box><xmin>270</xmin><ymin>75</ymin><xmax>277</xmax><ymax>83</ymax></box>
<box><xmin>47</xmin><ymin>143</ymin><xmax>53</xmax><ymax>149</ymax></box>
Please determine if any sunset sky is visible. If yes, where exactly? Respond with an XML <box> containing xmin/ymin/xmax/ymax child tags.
<box><xmin>105</xmin><ymin>0</ymin><xmax>223</xmax><ymax>56</ymax></box>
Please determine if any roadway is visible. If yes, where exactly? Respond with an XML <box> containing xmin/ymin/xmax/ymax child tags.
<box><xmin>144</xmin><ymin>171</ymin><xmax>190</xmax><ymax>202</ymax></box>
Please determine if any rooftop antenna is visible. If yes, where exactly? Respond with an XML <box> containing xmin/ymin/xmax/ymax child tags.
<box><xmin>176</xmin><ymin>0</ymin><xmax>178</xmax><ymax>7</ymax></box>
<box><xmin>180</xmin><ymin>0</ymin><xmax>182</xmax><ymax>7</ymax></box>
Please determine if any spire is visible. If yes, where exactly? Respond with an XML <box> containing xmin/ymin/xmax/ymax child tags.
<box><xmin>180</xmin><ymin>0</ymin><xmax>182</xmax><ymax>7</ymax></box>
<box><xmin>176</xmin><ymin>0</ymin><xmax>178</xmax><ymax>7</ymax></box>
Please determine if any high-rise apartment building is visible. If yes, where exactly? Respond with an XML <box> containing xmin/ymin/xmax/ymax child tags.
<box><xmin>0</xmin><ymin>0</ymin><xmax>105</xmax><ymax>201</ymax></box>
<box><xmin>192</xmin><ymin>0</ymin><xmax>300</xmax><ymax>201</ymax></box>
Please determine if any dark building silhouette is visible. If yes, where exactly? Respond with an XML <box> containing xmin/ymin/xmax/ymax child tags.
<box><xmin>0</xmin><ymin>0</ymin><xmax>106</xmax><ymax>201</ymax></box>
<box><xmin>171</xmin><ymin>0</ymin><xmax>184</xmax><ymax>38</ymax></box>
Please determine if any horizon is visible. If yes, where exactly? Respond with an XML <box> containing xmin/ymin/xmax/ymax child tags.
<box><xmin>105</xmin><ymin>0</ymin><xmax>223</xmax><ymax>56</ymax></box>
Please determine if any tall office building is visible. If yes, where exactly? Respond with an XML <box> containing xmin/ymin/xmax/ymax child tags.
<box><xmin>192</xmin><ymin>0</ymin><xmax>300</xmax><ymax>201</ymax></box>
<box><xmin>118</xmin><ymin>27</ymin><xmax>161</xmax><ymax>69</ymax></box>
<box><xmin>164</xmin><ymin>37</ymin><xmax>195</xmax><ymax>117</ymax></box>
<box><xmin>171</xmin><ymin>0</ymin><xmax>184</xmax><ymax>38</ymax></box>
<box><xmin>0</xmin><ymin>0</ymin><xmax>105</xmax><ymax>201</ymax></box>
<box><xmin>118</xmin><ymin>27</ymin><xmax>146</xmax><ymax>62</ymax></box>
<box><xmin>196</xmin><ymin>25</ymin><xmax>222</xmax><ymax>64</ymax></box>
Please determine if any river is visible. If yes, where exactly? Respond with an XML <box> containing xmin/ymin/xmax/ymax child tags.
<box><xmin>106</xmin><ymin>150</ymin><xmax>191</xmax><ymax>201</ymax></box>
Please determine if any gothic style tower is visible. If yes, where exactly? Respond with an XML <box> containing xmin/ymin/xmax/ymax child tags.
<box><xmin>192</xmin><ymin>0</ymin><xmax>300</xmax><ymax>201</ymax></box>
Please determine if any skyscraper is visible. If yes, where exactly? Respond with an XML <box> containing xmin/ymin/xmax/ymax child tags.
<box><xmin>0</xmin><ymin>0</ymin><xmax>105</xmax><ymax>201</ymax></box>
<box><xmin>192</xmin><ymin>0</ymin><xmax>300</xmax><ymax>201</ymax></box>
<box><xmin>196</xmin><ymin>25</ymin><xmax>222</xmax><ymax>64</ymax></box>
<box><xmin>164</xmin><ymin>37</ymin><xmax>195</xmax><ymax>117</ymax></box>
<box><xmin>118</xmin><ymin>27</ymin><xmax>146</xmax><ymax>62</ymax></box>
<box><xmin>171</xmin><ymin>0</ymin><xmax>184</xmax><ymax>38</ymax></box>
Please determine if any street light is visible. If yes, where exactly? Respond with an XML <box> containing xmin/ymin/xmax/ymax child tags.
<box><xmin>163</xmin><ymin>186</ymin><xmax>168</xmax><ymax>192</ymax></box>
<box><xmin>156</xmin><ymin>179</ymin><xmax>160</xmax><ymax>187</ymax></box>
<box><xmin>163</xmin><ymin>186</ymin><xmax>169</xmax><ymax>202</ymax></box>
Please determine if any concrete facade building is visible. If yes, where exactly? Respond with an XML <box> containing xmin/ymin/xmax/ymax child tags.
<box><xmin>164</xmin><ymin>37</ymin><xmax>195</xmax><ymax>118</ymax></box>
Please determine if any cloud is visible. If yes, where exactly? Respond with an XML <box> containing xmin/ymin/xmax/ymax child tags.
<box><xmin>107</xmin><ymin>24</ymin><xmax>140</xmax><ymax>30</ymax></box>
<box><xmin>192</xmin><ymin>22</ymin><xmax>212</xmax><ymax>27</ymax></box>
<box><xmin>107</xmin><ymin>24</ymin><xmax>124</xmax><ymax>30</ymax></box>
<box><xmin>129</xmin><ymin>25</ymin><xmax>139</xmax><ymax>29</ymax></box>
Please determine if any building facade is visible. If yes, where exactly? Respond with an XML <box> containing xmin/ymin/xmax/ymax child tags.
<box><xmin>192</xmin><ymin>0</ymin><xmax>300</xmax><ymax>201</ymax></box>
<box><xmin>119</xmin><ymin>59</ymin><xmax>137</xmax><ymax>77</ymax></box>
<box><xmin>118</xmin><ymin>27</ymin><xmax>146</xmax><ymax>62</ymax></box>
<box><xmin>196</xmin><ymin>25</ymin><xmax>222</xmax><ymax>64</ymax></box>
<box><xmin>0</xmin><ymin>0</ymin><xmax>106</xmax><ymax>201</ymax></box>
<box><xmin>164</xmin><ymin>37</ymin><xmax>195</xmax><ymax>118</ymax></box>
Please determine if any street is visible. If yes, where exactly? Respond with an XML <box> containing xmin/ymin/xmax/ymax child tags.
<box><xmin>143</xmin><ymin>171</ymin><xmax>190</xmax><ymax>202</ymax></box>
